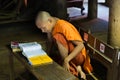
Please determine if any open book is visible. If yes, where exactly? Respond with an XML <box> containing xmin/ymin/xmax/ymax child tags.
<box><xmin>18</xmin><ymin>42</ymin><xmax>53</xmax><ymax>66</ymax></box>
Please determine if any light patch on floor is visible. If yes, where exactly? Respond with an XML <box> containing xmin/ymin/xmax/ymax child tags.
<box><xmin>67</xmin><ymin>7</ymin><xmax>81</xmax><ymax>17</ymax></box>
<box><xmin>84</xmin><ymin>0</ymin><xmax>105</xmax><ymax>3</ymax></box>
<box><xmin>67</xmin><ymin>3</ymin><xmax>109</xmax><ymax>21</ymax></box>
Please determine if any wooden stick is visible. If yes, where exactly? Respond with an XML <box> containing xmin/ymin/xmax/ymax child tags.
<box><xmin>86</xmin><ymin>68</ymin><xmax>98</xmax><ymax>80</ymax></box>
<box><xmin>89</xmin><ymin>72</ymin><xmax>98</xmax><ymax>80</ymax></box>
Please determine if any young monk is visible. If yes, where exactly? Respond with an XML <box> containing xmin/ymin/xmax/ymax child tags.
<box><xmin>35</xmin><ymin>11</ymin><xmax>93</xmax><ymax>80</ymax></box>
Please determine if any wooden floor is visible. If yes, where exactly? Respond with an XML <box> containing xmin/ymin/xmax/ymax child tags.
<box><xmin>75</xmin><ymin>18</ymin><xmax>108</xmax><ymax>42</ymax></box>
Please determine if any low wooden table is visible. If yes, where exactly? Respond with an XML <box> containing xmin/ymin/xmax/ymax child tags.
<box><xmin>8</xmin><ymin>45</ymin><xmax>79</xmax><ymax>80</ymax></box>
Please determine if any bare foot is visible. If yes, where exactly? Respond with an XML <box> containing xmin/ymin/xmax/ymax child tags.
<box><xmin>76</xmin><ymin>66</ymin><xmax>86</xmax><ymax>80</ymax></box>
<box><xmin>80</xmin><ymin>71</ymin><xmax>86</xmax><ymax>80</ymax></box>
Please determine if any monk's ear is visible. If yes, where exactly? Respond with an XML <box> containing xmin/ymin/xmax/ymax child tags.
<box><xmin>48</xmin><ymin>18</ymin><xmax>52</xmax><ymax>23</ymax></box>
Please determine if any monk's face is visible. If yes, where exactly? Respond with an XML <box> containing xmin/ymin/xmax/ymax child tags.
<box><xmin>36</xmin><ymin>20</ymin><xmax>52</xmax><ymax>33</ymax></box>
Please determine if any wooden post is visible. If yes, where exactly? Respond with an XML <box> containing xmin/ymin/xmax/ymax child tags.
<box><xmin>111</xmin><ymin>47</ymin><xmax>119</xmax><ymax>80</ymax></box>
<box><xmin>87</xmin><ymin>0</ymin><xmax>97</xmax><ymax>19</ymax></box>
<box><xmin>108</xmin><ymin>0</ymin><xmax>120</xmax><ymax>47</ymax></box>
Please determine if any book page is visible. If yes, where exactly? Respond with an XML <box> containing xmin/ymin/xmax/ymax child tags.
<box><xmin>18</xmin><ymin>42</ymin><xmax>53</xmax><ymax>66</ymax></box>
<box><xmin>22</xmin><ymin>49</ymin><xmax>46</xmax><ymax>58</ymax></box>
<box><xmin>19</xmin><ymin>42</ymin><xmax>42</xmax><ymax>52</ymax></box>
<box><xmin>19</xmin><ymin>42</ymin><xmax>46</xmax><ymax>58</ymax></box>
<box><xmin>28</xmin><ymin>55</ymin><xmax>53</xmax><ymax>66</ymax></box>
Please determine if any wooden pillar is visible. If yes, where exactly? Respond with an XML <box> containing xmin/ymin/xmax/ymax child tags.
<box><xmin>108</xmin><ymin>0</ymin><xmax>120</xmax><ymax>47</ymax></box>
<box><xmin>87</xmin><ymin>0</ymin><xmax>97</xmax><ymax>19</ymax></box>
<box><xmin>111</xmin><ymin>47</ymin><xmax>119</xmax><ymax>80</ymax></box>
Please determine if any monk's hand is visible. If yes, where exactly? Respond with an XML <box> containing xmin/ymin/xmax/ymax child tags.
<box><xmin>63</xmin><ymin>58</ymin><xmax>70</xmax><ymax>72</ymax></box>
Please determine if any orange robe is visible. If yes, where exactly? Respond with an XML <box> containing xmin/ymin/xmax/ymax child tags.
<box><xmin>52</xmin><ymin>20</ymin><xmax>93</xmax><ymax>76</ymax></box>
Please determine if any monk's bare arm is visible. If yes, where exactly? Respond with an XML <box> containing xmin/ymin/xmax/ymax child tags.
<box><xmin>56</xmin><ymin>40</ymin><xmax>84</xmax><ymax>71</ymax></box>
<box><xmin>56</xmin><ymin>40</ymin><xmax>84</xmax><ymax>62</ymax></box>
<box><xmin>64</xmin><ymin>40</ymin><xmax>84</xmax><ymax>62</ymax></box>
<box><xmin>56</xmin><ymin>40</ymin><xmax>68</xmax><ymax>59</ymax></box>
<box><xmin>56</xmin><ymin>40</ymin><xmax>70</xmax><ymax>71</ymax></box>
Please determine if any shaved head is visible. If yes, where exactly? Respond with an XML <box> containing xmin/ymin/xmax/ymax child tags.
<box><xmin>36</xmin><ymin>11</ymin><xmax>58</xmax><ymax>33</ymax></box>
<box><xmin>35</xmin><ymin>11</ymin><xmax>54</xmax><ymax>33</ymax></box>
<box><xmin>36</xmin><ymin>11</ymin><xmax>51</xmax><ymax>23</ymax></box>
